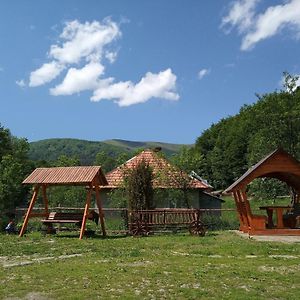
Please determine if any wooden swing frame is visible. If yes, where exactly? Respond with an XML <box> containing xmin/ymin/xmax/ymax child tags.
<box><xmin>19</xmin><ymin>166</ymin><xmax>108</xmax><ymax>239</ymax></box>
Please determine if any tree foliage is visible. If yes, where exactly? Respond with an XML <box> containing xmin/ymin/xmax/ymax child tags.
<box><xmin>194</xmin><ymin>73</ymin><xmax>300</xmax><ymax>198</ymax></box>
<box><xmin>0</xmin><ymin>124</ymin><xmax>32</xmax><ymax>214</ymax></box>
<box><xmin>46</xmin><ymin>155</ymin><xmax>85</xmax><ymax>207</ymax></box>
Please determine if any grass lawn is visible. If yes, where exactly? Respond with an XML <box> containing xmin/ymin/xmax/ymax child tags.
<box><xmin>0</xmin><ymin>231</ymin><xmax>300</xmax><ymax>299</ymax></box>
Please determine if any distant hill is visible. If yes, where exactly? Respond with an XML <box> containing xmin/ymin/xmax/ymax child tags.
<box><xmin>29</xmin><ymin>138</ymin><xmax>189</xmax><ymax>165</ymax></box>
<box><xmin>103</xmin><ymin>139</ymin><xmax>188</xmax><ymax>155</ymax></box>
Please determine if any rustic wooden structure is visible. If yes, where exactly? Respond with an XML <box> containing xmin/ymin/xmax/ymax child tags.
<box><xmin>19</xmin><ymin>166</ymin><xmax>108</xmax><ymax>239</ymax></box>
<box><xmin>225</xmin><ymin>149</ymin><xmax>300</xmax><ymax>235</ymax></box>
<box><xmin>100</xmin><ymin>149</ymin><xmax>223</xmax><ymax>210</ymax></box>
<box><xmin>128</xmin><ymin>209</ymin><xmax>207</xmax><ymax>236</ymax></box>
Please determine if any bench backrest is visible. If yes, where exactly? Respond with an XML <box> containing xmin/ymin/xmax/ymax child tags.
<box><xmin>129</xmin><ymin>210</ymin><xmax>198</xmax><ymax>225</ymax></box>
<box><xmin>47</xmin><ymin>211</ymin><xmax>98</xmax><ymax>222</ymax></box>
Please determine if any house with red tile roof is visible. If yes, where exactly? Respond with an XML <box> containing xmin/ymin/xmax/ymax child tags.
<box><xmin>100</xmin><ymin>148</ymin><xmax>223</xmax><ymax>210</ymax></box>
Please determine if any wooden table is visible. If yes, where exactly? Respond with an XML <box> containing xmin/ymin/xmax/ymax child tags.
<box><xmin>259</xmin><ymin>206</ymin><xmax>291</xmax><ymax>229</ymax></box>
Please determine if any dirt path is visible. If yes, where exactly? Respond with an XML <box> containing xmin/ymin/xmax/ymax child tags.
<box><xmin>233</xmin><ymin>230</ymin><xmax>300</xmax><ymax>243</ymax></box>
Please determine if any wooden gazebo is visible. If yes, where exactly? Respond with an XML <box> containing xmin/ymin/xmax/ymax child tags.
<box><xmin>19</xmin><ymin>166</ymin><xmax>108</xmax><ymax>239</ymax></box>
<box><xmin>225</xmin><ymin>149</ymin><xmax>300</xmax><ymax>235</ymax></box>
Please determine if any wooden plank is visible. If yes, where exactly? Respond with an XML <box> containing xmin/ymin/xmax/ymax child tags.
<box><xmin>95</xmin><ymin>185</ymin><xmax>106</xmax><ymax>237</ymax></box>
<box><xmin>79</xmin><ymin>188</ymin><xmax>92</xmax><ymax>239</ymax></box>
<box><xmin>19</xmin><ymin>185</ymin><xmax>40</xmax><ymax>237</ymax></box>
<box><xmin>42</xmin><ymin>219</ymin><xmax>81</xmax><ymax>224</ymax></box>
<box><xmin>29</xmin><ymin>213</ymin><xmax>48</xmax><ymax>218</ymax></box>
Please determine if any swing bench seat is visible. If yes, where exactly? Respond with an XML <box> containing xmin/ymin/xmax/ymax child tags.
<box><xmin>41</xmin><ymin>211</ymin><xmax>99</xmax><ymax>225</ymax></box>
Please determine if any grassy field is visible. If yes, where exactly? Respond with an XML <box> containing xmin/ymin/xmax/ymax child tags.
<box><xmin>1</xmin><ymin>231</ymin><xmax>300</xmax><ymax>299</ymax></box>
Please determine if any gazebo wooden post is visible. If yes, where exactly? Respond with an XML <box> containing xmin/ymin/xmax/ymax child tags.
<box><xmin>79</xmin><ymin>188</ymin><xmax>92</xmax><ymax>239</ymax></box>
<box><xmin>19</xmin><ymin>185</ymin><xmax>40</xmax><ymax>237</ymax></box>
<box><xmin>95</xmin><ymin>185</ymin><xmax>106</xmax><ymax>237</ymax></box>
<box><xmin>233</xmin><ymin>190</ymin><xmax>245</xmax><ymax>231</ymax></box>
<box><xmin>237</xmin><ymin>189</ymin><xmax>251</xmax><ymax>232</ymax></box>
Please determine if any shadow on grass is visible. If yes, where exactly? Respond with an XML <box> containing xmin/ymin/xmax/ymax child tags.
<box><xmin>47</xmin><ymin>232</ymin><xmax>129</xmax><ymax>240</ymax></box>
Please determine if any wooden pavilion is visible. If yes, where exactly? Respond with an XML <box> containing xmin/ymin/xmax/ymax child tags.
<box><xmin>19</xmin><ymin>166</ymin><xmax>108</xmax><ymax>239</ymax></box>
<box><xmin>225</xmin><ymin>148</ymin><xmax>300</xmax><ymax>235</ymax></box>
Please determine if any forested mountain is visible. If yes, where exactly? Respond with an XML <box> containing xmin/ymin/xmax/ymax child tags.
<box><xmin>194</xmin><ymin>74</ymin><xmax>300</xmax><ymax>194</ymax></box>
<box><xmin>29</xmin><ymin>138</ymin><xmax>186</xmax><ymax>165</ymax></box>
<box><xmin>103</xmin><ymin>139</ymin><xmax>188</xmax><ymax>154</ymax></box>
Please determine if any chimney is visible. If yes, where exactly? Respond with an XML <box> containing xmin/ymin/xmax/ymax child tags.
<box><xmin>153</xmin><ymin>147</ymin><xmax>162</xmax><ymax>152</ymax></box>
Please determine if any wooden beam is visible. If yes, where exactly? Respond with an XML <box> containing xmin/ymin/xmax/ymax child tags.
<box><xmin>19</xmin><ymin>185</ymin><xmax>40</xmax><ymax>237</ymax></box>
<box><xmin>233</xmin><ymin>191</ymin><xmax>244</xmax><ymax>231</ymax></box>
<box><xmin>95</xmin><ymin>185</ymin><xmax>107</xmax><ymax>237</ymax></box>
<box><xmin>79</xmin><ymin>188</ymin><xmax>92</xmax><ymax>239</ymax></box>
<box><xmin>29</xmin><ymin>212</ymin><xmax>48</xmax><ymax>218</ymax></box>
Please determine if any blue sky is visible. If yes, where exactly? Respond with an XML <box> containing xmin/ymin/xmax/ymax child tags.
<box><xmin>0</xmin><ymin>0</ymin><xmax>300</xmax><ymax>144</ymax></box>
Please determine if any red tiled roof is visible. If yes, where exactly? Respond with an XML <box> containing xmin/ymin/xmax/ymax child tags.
<box><xmin>23</xmin><ymin>166</ymin><xmax>108</xmax><ymax>186</ymax></box>
<box><xmin>102</xmin><ymin>149</ymin><xmax>210</xmax><ymax>190</ymax></box>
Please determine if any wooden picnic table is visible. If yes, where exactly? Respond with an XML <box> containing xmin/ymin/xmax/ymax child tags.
<box><xmin>259</xmin><ymin>206</ymin><xmax>291</xmax><ymax>229</ymax></box>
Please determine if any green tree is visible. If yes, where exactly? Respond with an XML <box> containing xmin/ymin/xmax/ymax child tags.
<box><xmin>54</xmin><ymin>155</ymin><xmax>80</xmax><ymax>167</ymax></box>
<box><xmin>116</xmin><ymin>152</ymin><xmax>131</xmax><ymax>166</ymax></box>
<box><xmin>194</xmin><ymin>72</ymin><xmax>300</xmax><ymax>198</ymax></box>
<box><xmin>0</xmin><ymin>124</ymin><xmax>32</xmax><ymax>216</ymax></box>
<box><xmin>47</xmin><ymin>155</ymin><xmax>84</xmax><ymax>207</ymax></box>
<box><xmin>171</xmin><ymin>146</ymin><xmax>205</xmax><ymax>175</ymax></box>
<box><xmin>125</xmin><ymin>160</ymin><xmax>154</xmax><ymax>210</ymax></box>
<box><xmin>94</xmin><ymin>151</ymin><xmax>116</xmax><ymax>173</ymax></box>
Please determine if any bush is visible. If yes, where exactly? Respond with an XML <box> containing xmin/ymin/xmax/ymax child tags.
<box><xmin>201</xmin><ymin>212</ymin><xmax>239</xmax><ymax>231</ymax></box>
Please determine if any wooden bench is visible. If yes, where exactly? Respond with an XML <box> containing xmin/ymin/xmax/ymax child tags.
<box><xmin>242</xmin><ymin>201</ymin><xmax>267</xmax><ymax>230</ymax></box>
<box><xmin>41</xmin><ymin>211</ymin><xmax>99</xmax><ymax>226</ymax></box>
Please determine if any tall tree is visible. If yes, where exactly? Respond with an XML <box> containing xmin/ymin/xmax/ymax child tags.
<box><xmin>193</xmin><ymin>72</ymin><xmax>300</xmax><ymax>198</ymax></box>
<box><xmin>125</xmin><ymin>160</ymin><xmax>154</xmax><ymax>211</ymax></box>
<box><xmin>0</xmin><ymin>124</ymin><xmax>32</xmax><ymax>214</ymax></box>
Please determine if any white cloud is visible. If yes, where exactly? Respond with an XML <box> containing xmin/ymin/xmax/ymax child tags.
<box><xmin>50</xmin><ymin>62</ymin><xmax>104</xmax><ymax>95</ymax></box>
<box><xmin>49</xmin><ymin>19</ymin><xmax>120</xmax><ymax>64</ymax></box>
<box><xmin>221</xmin><ymin>0</ymin><xmax>259</xmax><ymax>33</ymax></box>
<box><xmin>29</xmin><ymin>62</ymin><xmax>64</xmax><ymax>87</ymax></box>
<box><xmin>16</xmin><ymin>79</ymin><xmax>26</xmax><ymax>87</ymax></box>
<box><xmin>105</xmin><ymin>51</ymin><xmax>117</xmax><ymax>63</ymax></box>
<box><xmin>221</xmin><ymin>0</ymin><xmax>300</xmax><ymax>50</ymax></box>
<box><xmin>91</xmin><ymin>68</ymin><xmax>179</xmax><ymax>107</ymax></box>
<box><xmin>26</xmin><ymin>19</ymin><xmax>179</xmax><ymax>106</ymax></box>
<box><xmin>198</xmin><ymin>69</ymin><xmax>210</xmax><ymax>80</ymax></box>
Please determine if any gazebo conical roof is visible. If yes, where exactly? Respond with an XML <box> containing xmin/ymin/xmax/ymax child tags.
<box><xmin>225</xmin><ymin>148</ymin><xmax>300</xmax><ymax>193</ymax></box>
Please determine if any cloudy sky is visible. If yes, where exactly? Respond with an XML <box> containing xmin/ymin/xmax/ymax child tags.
<box><xmin>1</xmin><ymin>0</ymin><xmax>300</xmax><ymax>143</ymax></box>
